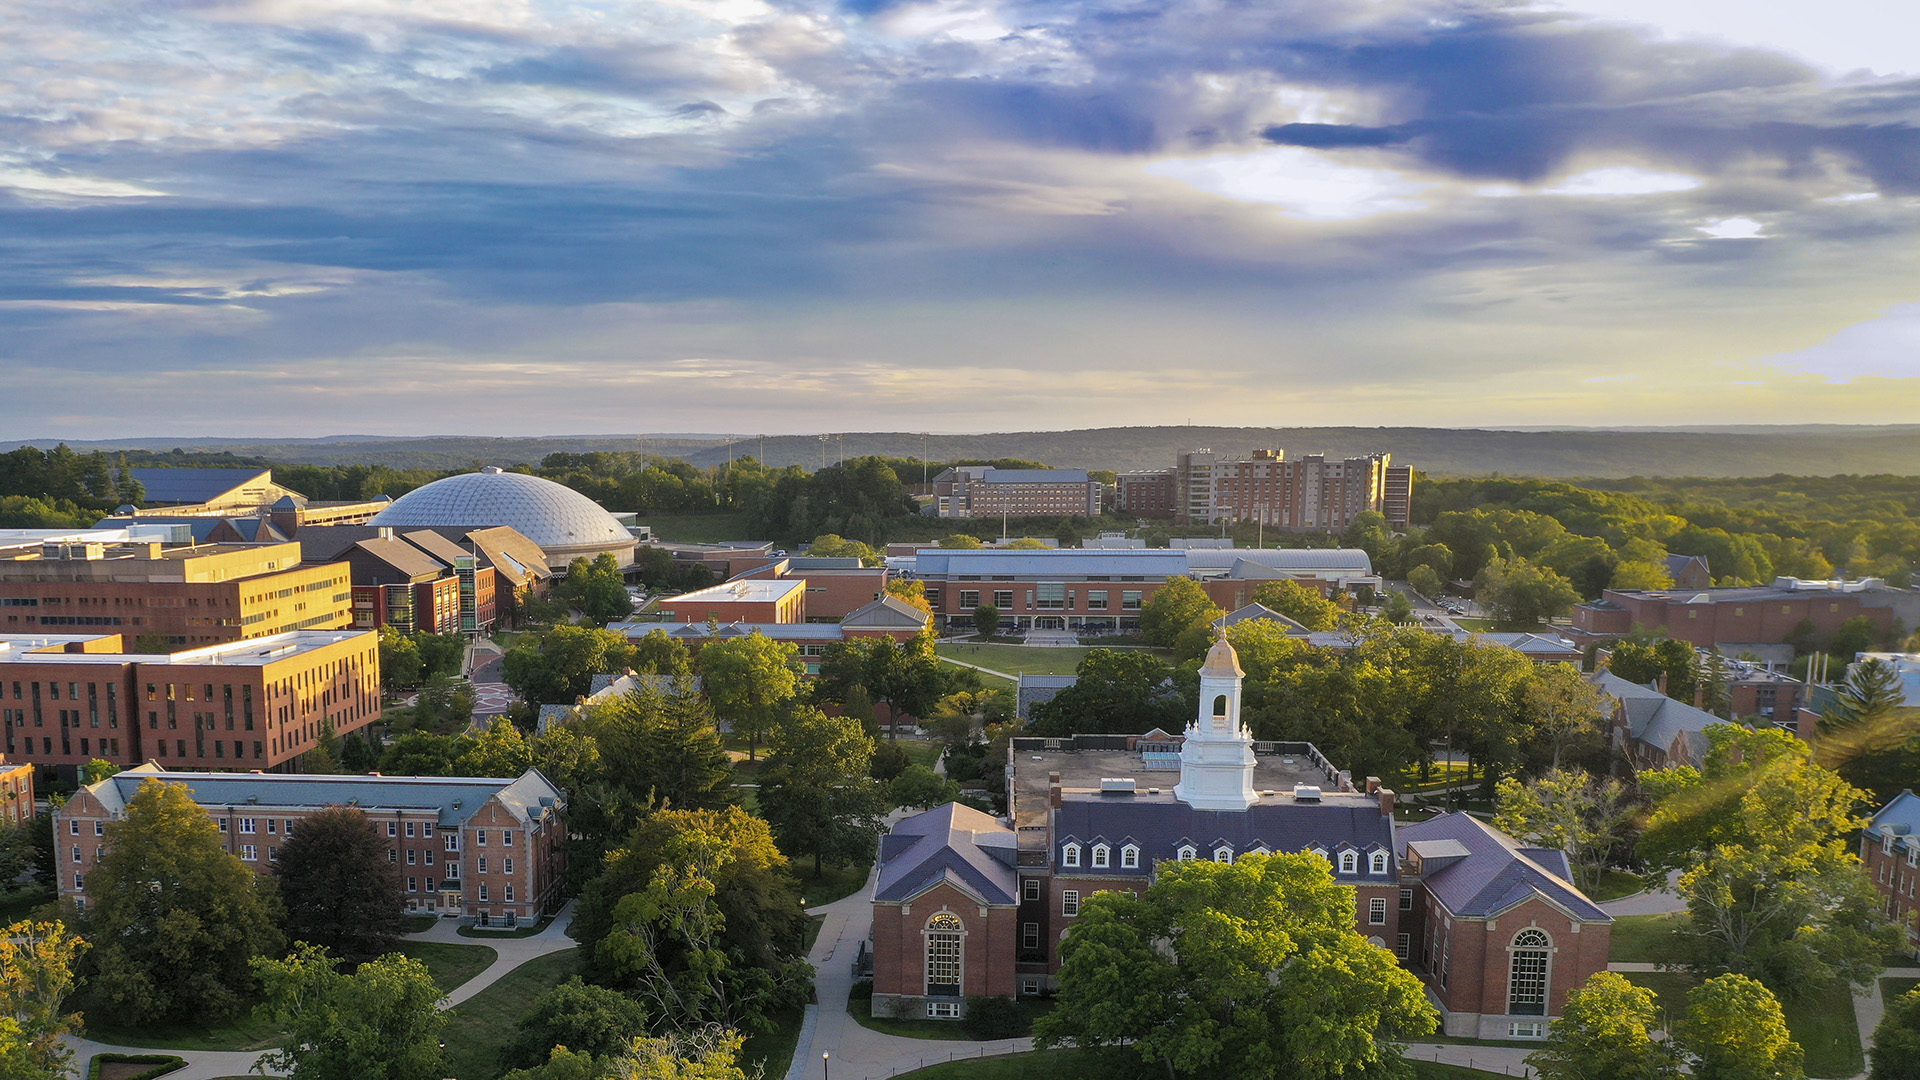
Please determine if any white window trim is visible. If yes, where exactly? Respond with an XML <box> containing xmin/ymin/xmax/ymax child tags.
<box><xmin>1213</xmin><ymin>846</ymin><xmax>1233</xmax><ymax>862</ymax></box>
<box><xmin>1061</xmin><ymin>843</ymin><xmax>1080</xmax><ymax>868</ymax></box>
<box><xmin>1176</xmin><ymin>844</ymin><xmax>1196</xmax><ymax>862</ymax></box>
<box><xmin>1092</xmin><ymin>844</ymin><xmax>1110</xmax><ymax>868</ymax></box>
<box><xmin>1121</xmin><ymin>845</ymin><xmax>1140</xmax><ymax>869</ymax></box>
<box><xmin>1370</xmin><ymin>851</ymin><xmax>1389</xmax><ymax>874</ymax></box>
<box><xmin>1338</xmin><ymin>851</ymin><xmax>1358</xmax><ymax>874</ymax></box>
<box><xmin>1062</xmin><ymin>890</ymin><xmax>1080</xmax><ymax>916</ymax></box>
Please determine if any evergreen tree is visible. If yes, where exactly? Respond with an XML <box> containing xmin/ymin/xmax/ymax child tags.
<box><xmin>276</xmin><ymin>806</ymin><xmax>406</xmax><ymax>958</ymax></box>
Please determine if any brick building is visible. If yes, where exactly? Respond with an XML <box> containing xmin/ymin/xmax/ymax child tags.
<box><xmin>1134</xmin><ymin>450</ymin><xmax>1413</xmax><ymax>530</ymax></box>
<box><xmin>653</xmin><ymin>578</ymin><xmax>806</xmax><ymax>624</ymax></box>
<box><xmin>1570</xmin><ymin>578</ymin><xmax>1919</xmax><ymax>654</ymax></box>
<box><xmin>58</xmin><ymin>764</ymin><xmax>566</xmax><ymax>924</ymax></box>
<box><xmin>733</xmin><ymin>557</ymin><xmax>889</xmax><ymax>622</ymax></box>
<box><xmin>0</xmin><ymin>757</ymin><xmax>32</xmax><ymax>827</ymax></box>
<box><xmin>297</xmin><ymin>526</ymin><xmax>504</xmax><ymax>634</ymax></box>
<box><xmin>931</xmin><ymin>468</ymin><xmax>1103</xmax><ymax>519</ymax></box>
<box><xmin>868</xmin><ymin>635</ymin><xmax>1610</xmax><ymax>1035</ymax></box>
<box><xmin>611</xmin><ymin>595</ymin><xmax>931</xmax><ymax>675</ymax></box>
<box><xmin>899</xmin><ymin>548</ymin><xmax>1375</xmax><ymax>633</ymax></box>
<box><xmin>1863</xmin><ymin>791</ymin><xmax>1920</xmax><ymax>959</ymax></box>
<box><xmin>0</xmin><ymin>539</ymin><xmax>351</xmax><ymax>649</ymax></box>
<box><xmin>1115</xmin><ymin>471</ymin><xmax>1176</xmax><ymax>518</ymax></box>
<box><xmin>0</xmin><ymin>630</ymin><xmax>379</xmax><ymax>778</ymax></box>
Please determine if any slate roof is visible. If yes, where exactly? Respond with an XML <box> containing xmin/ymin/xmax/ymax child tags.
<box><xmin>401</xmin><ymin>529</ymin><xmax>473</xmax><ymax>566</ymax></box>
<box><xmin>1400</xmin><ymin>813</ymin><xmax>1608</xmax><ymax>922</ymax></box>
<box><xmin>128</xmin><ymin>468</ymin><xmax>275</xmax><ymax>505</ymax></box>
<box><xmin>1183</xmin><ymin>548</ymin><xmax>1374</xmax><ymax>575</ymax></box>
<box><xmin>1594</xmin><ymin>671</ymin><xmax>1720</xmax><ymax>766</ymax></box>
<box><xmin>352</xmin><ymin>536</ymin><xmax>449</xmax><ymax>581</ymax></box>
<box><xmin>1867</xmin><ymin>790</ymin><xmax>1920</xmax><ymax>855</ymax></box>
<box><xmin>875</xmin><ymin>803</ymin><xmax>1019</xmax><ymax>906</ymax></box>
<box><xmin>1665</xmin><ymin>553</ymin><xmax>1710</xmax><ymax>576</ymax></box>
<box><xmin>842</xmin><ymin>594</ymin><xmax>932</xmax><ymax>629</ymax></box>
<box><xmin>911</xmin><ymin>549</ymin><xmax>1190</xmax><ymax>579</ymax></box>
<box><xmin>979</xmin><ymin>469</ymin><xmax>1092</xmax><ymax>484</ymax></box>
<box><xmin>1051</xmin><ymin>794</ymin><xmax>1395</xmax><ymax>882</ymax></box>
<box><xmin>1221</xmin><ymin>603</ymin><xmax>1309</xmax><ymax>631</ymax></box>
<box><xmin>85</xmin><ymin>763</ymin><xmax>564</xmax><ymax>828</ymax></box>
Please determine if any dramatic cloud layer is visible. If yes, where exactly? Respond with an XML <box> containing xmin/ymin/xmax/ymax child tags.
<box><xmin>3</xmin><ymin>0</ymin><xmax>1918</xmax><ymax>436</ymax></box>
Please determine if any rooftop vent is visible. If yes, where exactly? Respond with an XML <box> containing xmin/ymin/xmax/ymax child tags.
<box><xmin>1099</xmin><ymin>777</ymin><xmax>1136</xmax><ymax>795</ymax></box>
<box><xmin>1292</xmin><ymin>785</ymin><xmax>1323</xmax><ymax>803</ymax></box>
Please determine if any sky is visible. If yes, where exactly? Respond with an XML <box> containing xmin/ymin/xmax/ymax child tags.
<box><xmin>4</xmin><ymin>0</ymin><xmax>1919</xmax><ymax>439</ymax></box>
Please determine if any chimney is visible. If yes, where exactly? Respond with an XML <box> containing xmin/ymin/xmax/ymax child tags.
<box><xmin>1048</xmin><ymin>771</ymin><xmax>1061</xmax><ymax>785</ymax></box>
<box><xmin>1379</xmin><ymin>788</ymin><xmax>1395</xmax><ymax>816</ymax></box>
<box><xmin>1049</xmin><ymin>783</ymin><xmax>1063</xmax><ymax>809</ymax></box>
<box><xmin>1365</xmin><ymin>776</ymin><xmax>1381</xmax><ymax>794</ymax></box>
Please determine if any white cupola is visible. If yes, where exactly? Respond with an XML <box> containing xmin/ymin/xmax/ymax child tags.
<box><xmin>1173</xmin><ymin>633</ymin><xmax>1259</xmax><ymax>811</ymax></box>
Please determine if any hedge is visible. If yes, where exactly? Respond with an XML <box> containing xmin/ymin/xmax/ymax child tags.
<box><xmin>87</xmin><ymin>1053</ymin><xmax>187</xmax><ymax>1080</ymax></box>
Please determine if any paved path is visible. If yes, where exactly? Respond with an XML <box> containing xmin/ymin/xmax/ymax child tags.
<box><xmin>1598</xmin><ymin>870</ymin><xmax>1686</xmax><ymax>917</ymax></box>
<box><xmin>66</xmin><ymin>903</ymin><xmax>578</xmax><ymax>1077</ymax></box>
<box><xmin>1403</xmin><ymin>1043</ymin><xmax>1536</xmax><ymax>1077</ymax></box>
<box><xmin>935</xmin><ymin>658</ymin><xmax>1018</xmax><ymax>683</ymax></box>
<box><xmin>1855</xmin><ymin>965</ymin><xmax>1920</xmax><ymax>1078</ymax></box>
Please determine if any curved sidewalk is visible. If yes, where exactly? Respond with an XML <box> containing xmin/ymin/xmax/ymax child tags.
<box><xmin>66</xmin><ymin>902</ymin><xmax>577</xmax><ymax>1078</ymax></box>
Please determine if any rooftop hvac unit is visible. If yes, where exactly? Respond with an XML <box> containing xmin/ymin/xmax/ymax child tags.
<box><xmin>1292</xmin><ymin>785</ymin><xmax>1323</xmax><ymax>803</ymax></box>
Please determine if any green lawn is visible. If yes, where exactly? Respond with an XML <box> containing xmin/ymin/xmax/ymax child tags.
<box><xmin>458</xmin><ymin>916</ymin><xmax>553</xmax><ymax>939</ymax></box>
<box><xmin>900</xmin><ymin>738</ymin><xmax>946</xmax><ymax>769</ymax></box>
<box><xmin>1586</xmin><ymin>868</ymin><xmax>1647</xmax><ymax>902</ymax></box>
<box><xmin>1621</xmin><ymin>969</ymin><xmax>1863</xmax><ymax>1078</ymax></box>
<box><xmin>934</xmin><ymin>643</ymin><xmax>1095</xmax><ymax>677</ymax></box>
<box><xmin>1608</xmin><ymin>912</ymin><xmax>1687</xmax><ymax>964</ymax></box>
<box><xmin>742</xmin><ymin>1004</ymin><xmax>806</xmax><ymax>1080</ymax></box>
<box><xmin>397</xmin><ymin>941</ymin><xmax>498</xmax><ymax>995</ymax></box>
<box><xmin>440</xmin><ymin>947</ymin><xmax>583</xmax><ymax>1080</ymax></box>
<box><xmin>639</xmin><ymin>512</ymin><xmax>754</xmax><ymax>543</ymax></box>
<box><xmin>1884</xmin><ymin>976</ymin><xmax>1920</xmax><ymax>1002</ymax></box>
<box><xmin>401</xmin><ymin>914</ymin><xmax>440</xmax><ymax>933</ymax></box>
<box><xmin>82</xmin><ymin>1000</ymin><xmax>283</xmax><ymax>1053</ymax></box>
<box><xmin>797</xmin><ymin>862</ymin><xmax>870</xmax><ymax>908</ymax></box>
<box><xmin>1385</xmin><ymin>761</ymin><xmax>1472</xmax><ymax>794</ymax></box>
<box><xmin>943</xmin><ymin>661</ymin><xmax>1015</xmax><ymax>690</ymax></box>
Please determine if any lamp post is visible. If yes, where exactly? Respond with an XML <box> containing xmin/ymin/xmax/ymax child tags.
<box><xmin>822</xmin><ymin>1051</ymin><xmax>830</xmax><ymax>1080</ymax></box>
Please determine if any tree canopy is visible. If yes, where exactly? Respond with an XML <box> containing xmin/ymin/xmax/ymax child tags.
<box><xmin>254</xmin><ymin>944</ymin><xmax>447</xmax><ymax>1080</ymax></box>
<box><xmin>276</xmin><ymin>806</ymin><xmax>406</xmax><ymax>958</ymax></box>
<box><xmin>504</xmin><ymin>625</ymin><xmax>640</xmax><ymax>706</ymax></box>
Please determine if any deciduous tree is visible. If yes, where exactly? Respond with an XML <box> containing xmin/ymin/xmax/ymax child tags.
<box><xmin>1678</xmin><ymin>973</ymin><xmax>1803</xmax><ymax>1080</ymax></box>
<box><xmin>254</xmin><ymin>944</ymin><xmax>447</xmax><ymax>1080</ymax></box>
<box><xmin>889</xmin><ymin>764</ymin><xmax>960</xmax><ymax>809</ymax></box>
<box><xmin>277</xmin><ymin>806</ymin><xmax>405</xmax><ymax>958</ymax></box>
<box><xmin>1522</xmin><ymin>664</ymin><xmax>1611</xmax><ymax>771</ymax></box>
<box><xmin>1251</xmin><ymin>579</ymin><xmax>1343</xmax><ymax>631</ymax></box>
<box><xmin>1871</xmin><ymin>985</ymin><xmax>1920</xmax><ymax>1080</ymax></box>
<box><xmin>1027</xmin><ymin>649</ymin><xmax>1184</xmax><ymax>737</ymax></box>
<box><xmin>1035</xmin><ymin>852</ymin><xmax>1435</xmax><ymax>1080</ymax></box>
<box><xmin>756</xmin><ymin>707</ymin><xmax>885</xmax><ymax>876</ymax></box>
<box><xmin>505</xmin><ymin>625</ymin><xmax>639</xmax><ymax>707</ymax></box>
<box><xmin>1493</xmin><ymin>769</ymin><xmax>1634</xmax><ymax>893</ymax></box>
<box><xmin>1137</xmin><ymin>576</ymin><xmax>1221</xmax><ymax>651</ymax></box>
<box><xmin>503</xmin><ymin>976</ymin><xmax>649</xmax><ymax>1072</ymax></box>
<box><xmin>79</xmin><ymin>779</ymin><xmax>284</xmax><ymax>1026</ymax></box>
<box><xmin>971</xmin><ymin>602</ymin><xmax>1000</xmax><ymax>638</ymax></box>
<box><xmin>0</xmin><ymin>920</ymin><xmax>86</xmax><ymax>1080</ymax></box>
<box><xmin>1527</xmin><ymin>972</ymin><xmax>1680</xmax><ymax>1080</ymax></box>
<box><xmin>698</xmin><ymin>632</ymin><xmax>800</xmax><ymax>761</ymax></box>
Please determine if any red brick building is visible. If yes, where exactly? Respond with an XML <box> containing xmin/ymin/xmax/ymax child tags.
<box><xmin>653</xmin><ymin>578</ymin><xmax>806</xmax><ymax>624</ymax></box>
<box><xmin>1115</xmin><ymin>471</ymin><xmax>1176</xmax><ymax>518</ymax></box>
<box><xmin>931</xmin><ymin>468</ymin><xmax>1102</xmax><ymax>519</ymax></box>
<box><xmin>0</xmin><ymin>630</ymin><xmax>380</xmax><ymax>779</ymax></box>
<box><xmin>1863</xmin><ymin>790</ymin><xmax>1920</xmax><ymax>958</ymax></box>
<box><xmin>0</xmin><ymin>757</ymin><xmax>32</xmax><ymax>827</ymax></box>
<box><xmin>58</xmin><ymin>764</ymin><xmax>567</xmax><ymax>925</ymax></box>
<box><xmin>1163</xmin><ymin>450</ymin><xmax>1413</xmax><ymax>530</ymax></box>
<box><xmin>732</xmin><ymin>558</ymin><xmax>888</xmax><ymax>622</ymax></box>
<box><xmin>1570</xmin><ymin>579</ymin><xmax>1919</xmax><ymax>654</ymax></box>
<box><xmin>870</xmin><ymin>636</ymin><xmax>1610</xmax><ymax>1034</ymax></box>
<box><xmin>612</xmin><ymin>595</ymin><xmax>931</xmax><ymax>675</ymax></box>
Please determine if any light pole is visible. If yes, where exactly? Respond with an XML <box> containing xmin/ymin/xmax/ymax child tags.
<box><xmin>822</xmin><ymin>1051</ymin><xmax>830</xmax><ymax>1080</ymax></box>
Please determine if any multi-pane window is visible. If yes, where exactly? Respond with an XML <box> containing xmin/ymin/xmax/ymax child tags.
<box><xmin>1370</xmin><ymin>851</ymin><xmax>1389</xmax><ymax>874</ymax></box>
<box><xmin>1121</xmin><ymin>590</ymin><xmax>1142</xmax><ymax>611</ymax></box>
<box><xmin>240</xmin><ymin>818</ymin><xmax>256</xmax><ymax>834</ymax></box>
<box><xmin>406</xmin><ymin>822</ymin><xmax>416</xmax><ymax>838</ymax></box>
<box><xmin>959</xmin><ymin>590</ymin><xmax>981</xmax><ymax>610</ymax></box>
<box><xmin>1061</xmin><ymin>844</ymin><xmax>1080</xmax><ymax>867</ymax></box>
<box><xmin>1061</xmin><ymin>891</ymin><xmax>1080</xmax><ymax>916</ymax></box>
<box><xmin>1022</xmin><ymin>923</ymin><xmax>1040</xmax><ymax>950</ymax></box>
<box><xmin>993</xmin><ymin>590</ymin><xmax>1014</xmax><ymax>610</ymax></box>
<box><xmin>1509</xmin><ymin>929</ymin><xmax>1551</xmax><ymax>1016</ymax></box>
<box><xmin>1024</xmin><ymin>878</ymin><xmax>1041</xmax><ymax>901</ymax></box>
<box><xmin>1396</xmin><ymin>933</ymin><xmax>1411</xmax><ymax>959</ymax></box>
<box><xmin>505</xmin><ymin>885</ymin><xmax>514</xmax><ymax>902</ymax></box>
<box><xmin>926</xmin><ymin>913</ymin><xmax>963</xmax><ymax>995</ymax></box>
<box><xmin>1121</xmin><ymin>845</ymin><xmax>1139</xmax><ymax>868</ymax></box>
<box><xmin>1338</xmin><ymin>851</ymin><xmax>1358</xmax><ymax>874</ymax></box>
<box><xmin>504</xmin><ymin>858</ymin><xmax>513</xmax><ymax>873</ymax></box>
<box><xmin>1036</xmin><ymin>583</ymin><xmax>1065</xmax><ymax>610</ymax></box>
<box><xmin>1177</xmin><ymin>845</ymin><xmax>1196</xmax><ymax>861</ymax></box>
<box><xmin>1086</xmin><ymin>590</ymin><xmax>1108</xmax><ymax>611</ymax></box>
<box><xmin>241</xmin><ymin>845</ymin><xmax>257</xmax><ymax>861</ymax></box>
<box><xmin>479</xmin><ymin>858</ymin><xmax>488</xmax><ymax>874</ymax></box>
<box><xmin>1369</xmin><ymin>897</ymin><xmax>1387</xmax><ymax>925</ymax></box>
<box><xmin>1400</xmin><ymin>888</ymin><xmax>1414</xmax><ymax>911</ymax></box>
<box><xmin>1092</xmin><ymin>845</ymin><xmax>1109</xmax><ymax>868</ymax></box>
<box><xmin>478</xmin><ymin>830</ymin><xmax>488</xmax><ymax>845</ymax></box>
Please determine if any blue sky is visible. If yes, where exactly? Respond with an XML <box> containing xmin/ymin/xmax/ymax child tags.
<box><xmin>4</xmin><ymin>0</ymin><xmax>1918</xmax><ymax>438</ymax></box>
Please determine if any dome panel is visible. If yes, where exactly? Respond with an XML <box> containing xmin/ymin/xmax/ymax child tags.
<box><xmin>369</xmin><ymin>468</ymin><xmax>634</xmax><ymax>567</ymax></box>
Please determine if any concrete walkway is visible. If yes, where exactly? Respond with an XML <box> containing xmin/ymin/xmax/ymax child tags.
<box><xmin>65</xmin><ymin>903</ymin><xmax>578</xmax><ymax>1077</ymax></box>
<box><xmin>1855</xmin><ymin>965</ymin><xmax>1920</xmax><ymax>1077</ymax></box>
<box><xmin>1597</xmin><ymin>870</ymin><xmax>1686</xmax><ymax>917</ymax></box>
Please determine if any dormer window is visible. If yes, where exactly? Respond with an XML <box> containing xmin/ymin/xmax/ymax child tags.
<box><xmin>1213</xmin><ymin>846</ymin><xmax>1233</xmax><ymax>863</ymax></box>
<box><xmin>1177</xmin><ymin>845</ymin><xmax>1197</xmax><ymax>862</ymax></box>
<box><xmin>1062</xmin><ymin>843</ymin><xmax>1081</xmax><ymax>868</ymax></box>
<box><xmin>1121</xmin><ymin>845</ymin><xmax>1140</xmax><ymax>869</ymax></box>
<box><xmin>1885</xmin><ymin>832</ymin><xmax>1896</xmax><ymax>856</ymax></box>
<box><xmin>1310</xmin><ymin>846</ymin><xmax>1328</xmax><ymax>862</ymax></box>
<box><xmin>1370</xmin><ymin>851</ymin><xmax>1389</xmax><ymax>875</ymax></box>
<box><xmin>1092</xmin><ymin>844</ymin><xmax>1110</xmax><ymax>868</ymax></box>
<box><xmin>1338</xmin><ymin>851</ymin><xmax>1358</xmax><ymax>875</ymax></box>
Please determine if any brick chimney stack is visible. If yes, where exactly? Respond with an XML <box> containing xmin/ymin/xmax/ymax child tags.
<box><xmin>1365</xmin><ymin>776</ymin><xmax>1381</xmax><ymax>794</ymax></box>
<box><xmin>1379</xmin><ymin>788</ymin><xmax>1395</xmax><ymax>816</ymax></box>
<box><xmin>1049</xmin><ymin>783</ymin><xmax>1063</xmax><ymax>808</ymax></box>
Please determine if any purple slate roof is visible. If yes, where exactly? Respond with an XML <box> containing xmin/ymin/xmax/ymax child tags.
<box><xmin>1400</xmin><ymin>813</ymin><xmax>1608</xmax><ymax>922</ymax></box>
<box><xmin>875</xmin><ymin>803</ymin><xmax>1019</xmax><ymax>907</ymax></box>
<box><xmin>1053</xmin><ymin>793</ymin><xmax>1395</xmax><ymax>882</ymax></box>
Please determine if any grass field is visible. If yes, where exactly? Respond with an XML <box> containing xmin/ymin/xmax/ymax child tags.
<box><xmin>1586</xmin><ymin>868</ymin><xmax>1647</xmax><ymax>902</ymax></box>
<box><xmin>440</xmin><ymin>947</ymin><xmax>582</xmax><ymax>1080</ymax></box>
<box><xmin>934</xmin><ymin>643</ymin><xmax>1094</xmax><ymax>677</ymax></box>
<box><xmin>796</xmin><ymin>861</ymin><xmax>870</xmax><ymax>908</ymax></box>
<box><xmin>1621</xmin><ymin>968</ymin><xmax>1863</xmax><ymax>1077</ymax></box>
<box><xmin>1884</xmin><ymin>976</ymin><xmax>1920</xmax><ymax>1003</ymax></box>
<box><xmin>640</xmin><ymin>512</ymin><xmax>755</xmax><ymax>543</ymax></box>
<box><xmin>899</xmin><ymin>737</ymin><xmax>946</xmax><ymax>769</ymax></box>
<box><xmin>398</xmin><ymin>941</ymin><xmax>498</xmax><ymax>995</ymax></box>
<box><xmin>401</xmin><ymin>914</ymin><xmax>440</xmax><ymax>933</ymax></box>
<box><xmin>0</xmin><ymin>883</ymin><xmax>52</xmax><ymax>924</ymax></box>
<box><xmin>944</xmin><ymin>661</ymin><xmax>1015</xmax><ymax>689</ymax></box>
<box><xmin>742</xmin><ymin>1005</ymin><xmax>806</xmax><ymax>1080</ymax></box>
<box><xmin>1607</xmin><ymin>912</ymin><xmax>1687</xmax><ymax>964</ymax></box>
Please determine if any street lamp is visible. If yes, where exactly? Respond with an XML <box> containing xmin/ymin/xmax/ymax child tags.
<box><xmin>822</xmin><ymin>1051</ymin><xmax>830</xmax><ymax>1080</ymax></box>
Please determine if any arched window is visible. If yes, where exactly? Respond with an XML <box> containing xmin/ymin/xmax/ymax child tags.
<box><xmin>1121</xmin><ymin>845</ymin><xmax>1140</xmax><ymax>869</ymax></box>
<box><xmin>1509</xmin><ymin>928</ymin><xmax>1552</xmax><ymax>1016</ymax></box>
<box><xmin>1092</xmin><ymin>844</ymin><xmax>1110</xmax><ymax>868</ymax></box>
<box><xmin>1061</xmin><ymin>843</ymin><xmax>1080</xmax><ymax>868</ymax></box>
<box><xmin>1248</xmin><ymin>844</ymin><xmax>1270</xmax><ymax>857</ymax></box>
<box><xmin>1310</xmin><ymin>846</ymin><xmax>1328</xmax><ymax>862</ymax></box>
<box><xmin>1177</xmin><ymin>844</ymin><xmax>1197</xmax><ymax>861</ymax></box>
<box><xmin>1212</xmin><ymin>694</ymin><xmax>1228</xmax><ymax>716</ymax></box>
<box><xmin>1338</xmin><ymin>850</ymin><xmax>1358</xmax><ymax>874</ymax></box>
<box><xmin>926</xmin><ymin>912</ymin><xmax>964</xmax><ymax>997</ymax></box>
<box><xmin>1369</xmin><ymin>851</ymin><xmax>1389</xmax><ymax>875</ymax></box>
<box><xmin>1213</xmin><ymin>845</ymin><xmax>1233</xmax><ymax>862</ymax></box>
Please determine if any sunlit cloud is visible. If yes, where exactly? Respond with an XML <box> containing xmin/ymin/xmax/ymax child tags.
<box><xmin>1697</xmin><ymin>216</ymin><xmax>1764</xmax><ymax>239</ymax></box>
<box><xmin>1542</xmin><ymin>167</ymin><xmax>1703</xmax><ymax>198</ymax></box>
<box><xmin>1145</xmin><ymin>147</ymin><xmax>1430</xmax><ymax>221</ymax></box>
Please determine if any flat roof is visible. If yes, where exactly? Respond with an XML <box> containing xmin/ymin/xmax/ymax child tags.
<box><xmin>659</xmin><ymin>578</ymin><xmax>805</xmax><ymax>605</ymax></box>
<box><xmin>1008</xmin><ymin>742</ymin><xmax>1356</xmax><ymax>843</ymax></box>
<box><xmin>0</xmin><ymin>630</ymin><xmax>372</xmax><ymax>667</ymax></box>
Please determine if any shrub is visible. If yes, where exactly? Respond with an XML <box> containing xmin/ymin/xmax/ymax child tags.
<box><xmin>963</xmin><ymin>995</ymin><xmax>1027</xmax><ymax>1039</ymax></box>
<box><xmin>87</xmin><ymin>1055</ymin><xmax>186</xmax><ymax>1080</ymax></box>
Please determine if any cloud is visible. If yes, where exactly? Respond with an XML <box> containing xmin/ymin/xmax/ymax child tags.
<box><xmin>1145</xmin><ymin>146</ymin><xmax>1429</xmax><ymax>221</ymax></box>
<box><xmin>1696</xmin><ymin>216</ymin><xmax>1764</xmax><ymax>239</ymax></box>
<box><xmin>1757</xmin><ymin>303</ymin><xmax>1920</xmax><ymax>382</ymax></box>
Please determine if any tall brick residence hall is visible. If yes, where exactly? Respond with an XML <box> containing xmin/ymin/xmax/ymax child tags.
<box><xmin>59</xmin><ymin>764</ymin><xmax>567</xmax><ymax>926</ymax></box>
<box><xmin>870</xmin><ymin>636</ymin><xmax>1612</xmax><ymax>1038</ymax></box>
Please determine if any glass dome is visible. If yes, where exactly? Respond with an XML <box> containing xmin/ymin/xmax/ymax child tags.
<box><xmin>370</xmin><ymin>467</ymin><xmax>634</xmax><ymax>565</ymax></box>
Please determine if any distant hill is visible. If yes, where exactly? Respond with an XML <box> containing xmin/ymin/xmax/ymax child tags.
<box><xmin>14</xmin><ymin>425</ymin><xmax>1920</xmax><ymax>478</ymax></box>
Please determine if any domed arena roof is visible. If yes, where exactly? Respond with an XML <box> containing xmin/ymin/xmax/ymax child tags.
<box><xmin>370</xmin><ymin>468</ymin><xmax>635</xmax><ymax>569</ymax></box>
